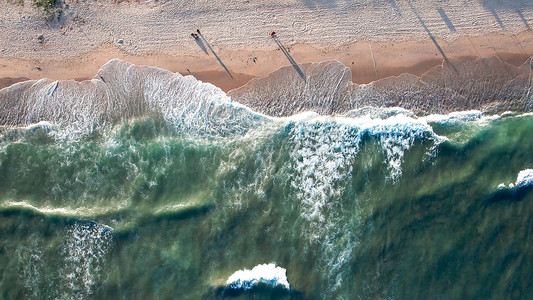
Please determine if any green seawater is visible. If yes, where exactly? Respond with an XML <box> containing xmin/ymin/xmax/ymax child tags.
<box><xmin>0</xmin><ymin>112</ymin><xmax>532</xmax><ymax>299</ymax></box>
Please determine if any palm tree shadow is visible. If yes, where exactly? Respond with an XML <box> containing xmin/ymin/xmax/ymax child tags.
<box><xmin>272</xmin><ymin>36</ymin><xmax>306</xmax><ymax>82</ymax></box>
<box><xmin>197</xmin><ymin>32</ymin><xmax>234</xmax><ymax>80</ymax></box>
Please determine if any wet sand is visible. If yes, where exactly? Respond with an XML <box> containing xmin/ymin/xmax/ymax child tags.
<box><xmin>1</xmin><ymin>31</ymin><xmax>533</xmax><ymax>92</ymax></box>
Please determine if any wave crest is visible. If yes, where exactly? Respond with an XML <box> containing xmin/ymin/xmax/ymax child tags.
<box><xmin>226</xmin><ymin>263</ymin><xmax>290</xmax><ymax>290</ymax></box>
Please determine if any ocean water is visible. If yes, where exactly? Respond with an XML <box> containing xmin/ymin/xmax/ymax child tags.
<box><xmin>0</xmin><ymin>61</ymin><xmax>532</xmax><ymax>299</ymax></box>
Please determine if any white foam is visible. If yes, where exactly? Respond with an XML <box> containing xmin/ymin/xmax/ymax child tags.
<box><xmin>497</xmin><ymin>169</ymin><xmax>533</xmax><ymax>189</ymax></box>
<box><xmin>25</xmin><ymin>120</ymin><xmax>56</xmax><ymax>131</ymax></box>
<box><xmin>424</xmin><ymin>110</ymin><xmax>505</xmax><ymax>129</ymax></box>
<box><xmin>515</xmin><ymin>112</ymin><xmax>533</xmax><ymax>118</ymax></box>
<box><xmin>62</xmin><ymin>222</ymin><xmax>113</xmax><ymax>298</ymax></box>
<box><xmin>288</xmin><ymin>121</ymin><xmax>359</xmax><ymax>224</ymax></box>
<box><xmin>516</xmin><ymin>169</ymin><xmax>533</xmax><ymax>187</ymax></box>
<box><xmin>2</xmin><ymin>201</ymin><xmax>128</xmax><ymax>218</ymax></box>
<box><xmin>226</xmin><ymin>263</ymin><xmax>290</xmax><ymax>290</ymax></box>
<box><xmin>282</xmin><ymin>111</ymin><xmax>320</xmax><ymax>122</ymax></box>
<box><xmin>18</xmin><ymin>238</ymin><xmax>44</xmax><ymax>298</ymax></box>
<box><xmin>145</xmin><ymin>72</ymin><xmax>270</xmax><ymax>137</ymax></box>
<box><xmin>424</xmin><ymin>110</ymin><xmax>484</xmax><ymax>123</ymax></box>
<box><xmin>282</xmin><ymin>112</ymin><xmax>443</xmax><ymax>292</ymax></box>
<box><xmin>343</xmin><ymin>106</ymin><xmax>415</xmax><ymax>119</ymax></box>
<box><xmin>287</xmin><ymin>114</ymin><xmax>440</xmax><ymax>224</ymax></box>
<box><xmin>360</xmin><ymin>115</ymin><xmax>438</xmax><ymax>179</ymax></box>
<box><xmin>0</xmin><ymin>60</ymin><xmax>270</xmax><ymax>138</ymax></box>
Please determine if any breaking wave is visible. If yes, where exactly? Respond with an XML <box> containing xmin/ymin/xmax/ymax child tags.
<box><xmin>226</xmin><ymin>263</ymin><xmax>290</xmax><ymax>290</ymax></box>
<box><xmin>498</xmin><ymin>168</ymin><xmax>533</xmax><ymax>189</ymax></box>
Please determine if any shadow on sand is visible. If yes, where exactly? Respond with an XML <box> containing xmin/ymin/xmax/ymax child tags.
<box><xmin>437</xmin><ymin>7</ymin><xmax>456</xmax><ymax>32</ymax></box>
<box><xmin>195</xmin><ymin>37</ymin><xmax>209</xmax><ymax>55</ymax></box>
<box><xmin>409</xmin><ymin>2</ymin><xmax>457</xmax><ymax>73</ymax></box>
<box><xmin>481</xmin><ymin>0</ymin><xmax>533</xmax><ymax>30</ymax></box>
<box><xmin>486</xmin><ymin>5</ymin><xmax>506</xmax><ymax>30</ymax></box>
<box><xmin>197</xmin><ymin>31</ymin><xmax>233</xmax><ymax>80</ymax></box>
<box><xmin>388</xmin><ymin>0</ymin><xmax>401</xmax><ymax>15</ymax></box>
<box><xmin>272</xmin><ymin>35</ymin><xmax>306</xmax><ymax>82</ymax></box>
<box><xmin>516</xmin><ymin>9</ymin><xmax>531</xmax><ymax>30</ymax></box>
<box><xmin>478</xmin><ymin>5</ymin><xmax>530</xmax><ymax>56</ymax></box>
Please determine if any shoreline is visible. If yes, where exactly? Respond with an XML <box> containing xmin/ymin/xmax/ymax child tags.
<box><xmin>1</xmin><ymin>31</ymin><xmax>533</xmax><ymax>92</ymax></box>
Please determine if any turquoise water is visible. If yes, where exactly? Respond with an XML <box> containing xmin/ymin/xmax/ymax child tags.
<box><xmin>0</xmin><ymin>104</ymin><xmax>532</xmax><ymax>299</ymax></box>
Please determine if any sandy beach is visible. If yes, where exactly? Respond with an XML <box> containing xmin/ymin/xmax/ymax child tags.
<box><xmin>1</xmin><ymin>0</ymin><xmax>533</xmax><ymax>91</ymax></box>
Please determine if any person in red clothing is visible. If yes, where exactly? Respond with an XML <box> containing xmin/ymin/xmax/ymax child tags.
<box><xmin>270</xmin><ymin>31</ymin><xmax>276</xmax><ymax>37</ymax></box>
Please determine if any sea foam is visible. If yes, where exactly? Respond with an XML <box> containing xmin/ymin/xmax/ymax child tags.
<box><xmin>283</xmin><ymin>111</ymin><xmax>442</xmax><ymax>293</ymax></box>
<box><xmin>498</xmin><ymin>169</ymin><xmax>533</xmax><ymax>189</ymax></box>
<box><xmin>62</xmin><ymin>221</ymin><xmax>113</xmax><ymax>298</ymax></box>
<box><xmin>287</xmin><ymin>112</ymin><xmax>440</xmax><ymax>224</ymax></box>
<box><xmin>516</xmin><ymin>169</ymin><xmax>533</xmax><ymax>187</ymax></box>
<box><xmin>0</xmin><ymin>59</ymin><xmax>268</xmax><ymax>138</ymax></box>
<box><xmin>226</xmin><ymin>263</ymin><xmax>290</xmax><ymax>290</ymax></box>
<box><xmin>229</xmin><ymin>57</ymin><xmax>533</xmax><ymax>117</ymax></box>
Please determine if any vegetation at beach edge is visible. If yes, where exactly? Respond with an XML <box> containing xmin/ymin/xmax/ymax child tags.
<box><xmin>33</xmin><ymin>0</ymin><xmax>57</xmax><ymax>11</ymax></box>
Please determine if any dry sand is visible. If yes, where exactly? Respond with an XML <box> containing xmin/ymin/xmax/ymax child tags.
<box><xmin>1</xmin><ymin>0</ymin><xmax>533</xmax><ymax>91</ymax></box>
